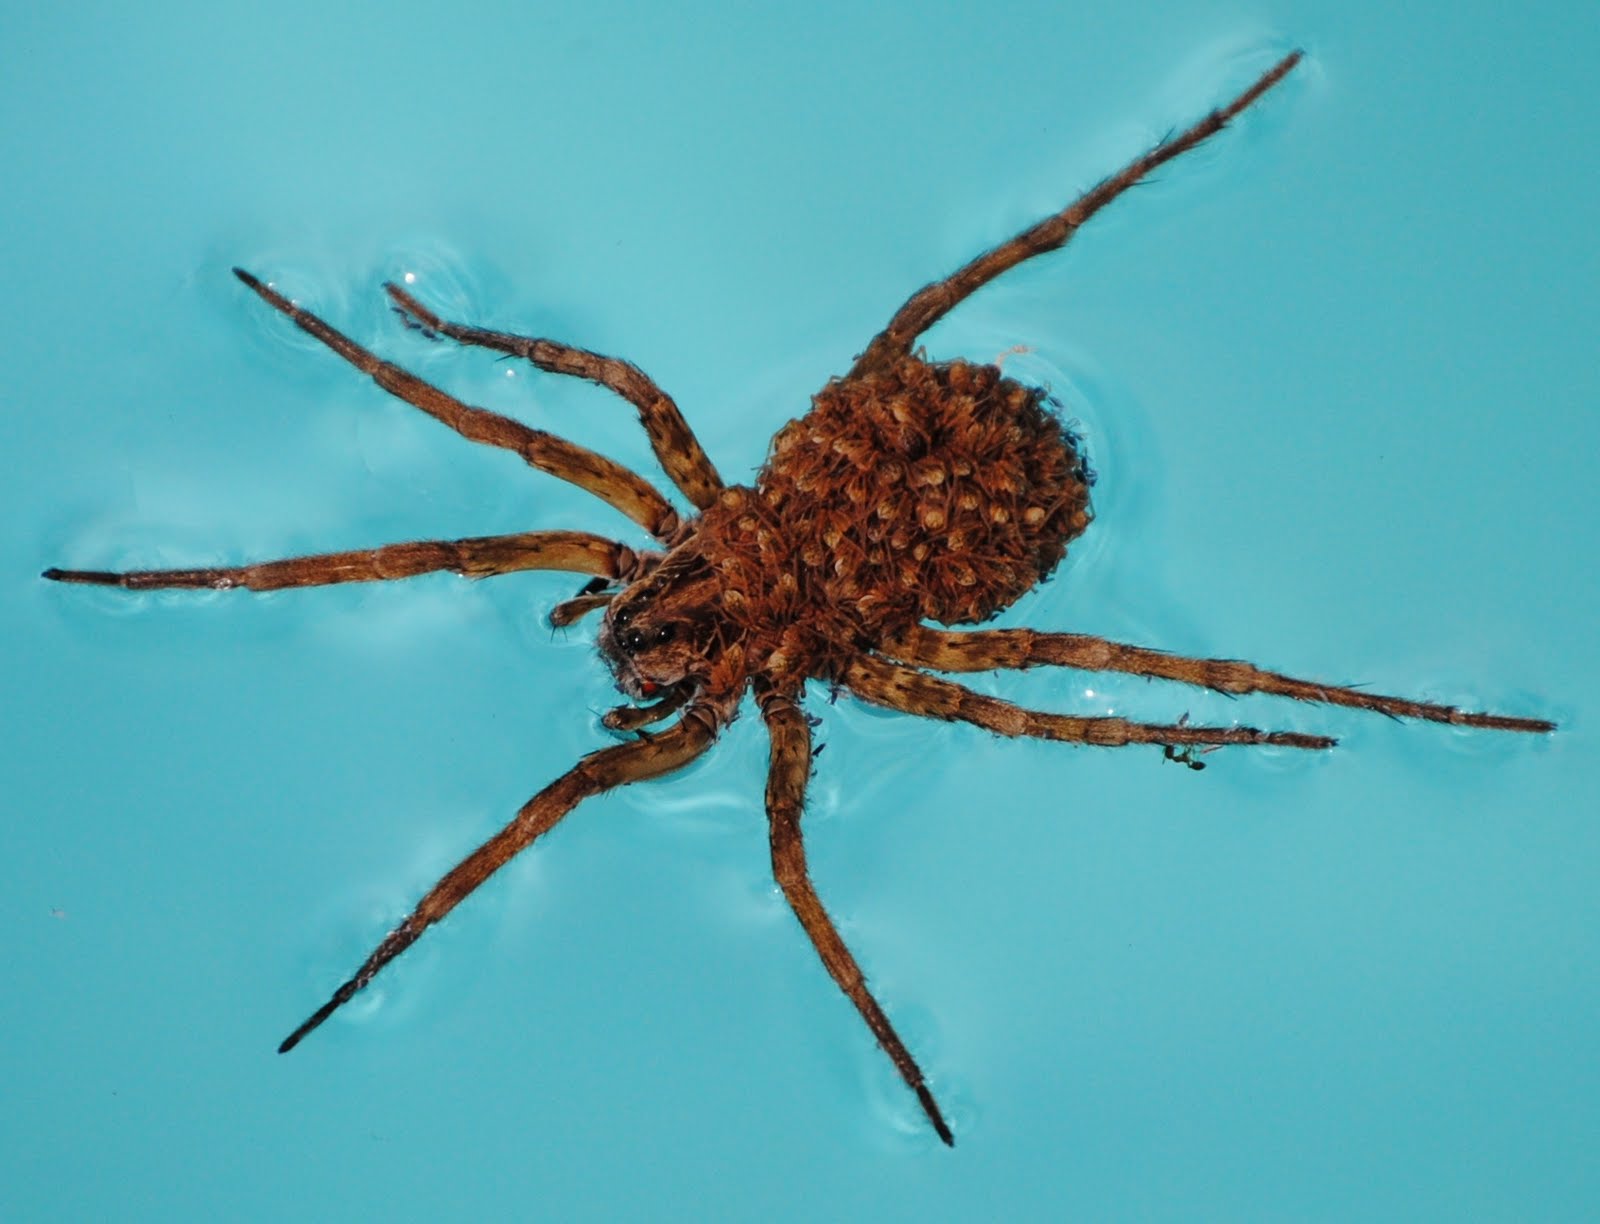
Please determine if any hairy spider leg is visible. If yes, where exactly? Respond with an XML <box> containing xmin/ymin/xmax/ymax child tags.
<box><xmin>844</xmin><ymin>655</ymin><xmax>1337</xmax><ymax>751</ymax></box>
<box><xmin>43</xmin><ymin>530</ymin><xmax>639</xmax><ymax>592</ymax></box>
<box><xmin>279</xmin><ymin>708</ymin><xmax>719</xmax><ymax>1054</ymax></box>
<box><xmin>848</xmin><ymin>50</ymin><xmax>1303</xmax><ymax>379</ymax></box>
<box><xmin>759</xmin><ymin>688</ymin><xmax>955</xmax><ymax>1146</ymax></box>
<box><xmin>880</xmin><ymin>626</ymin><xmax>1556</xmax><ymax>734</ymax></box>
<box><xmin>232</xmin><ymin>269</ymin><xmax>682</xmax><ymax>541</ymax></box>
<box><xmin>386</xmin><ymin>284</ymin><xmax>724</xmax><ymax>511</ymax></box>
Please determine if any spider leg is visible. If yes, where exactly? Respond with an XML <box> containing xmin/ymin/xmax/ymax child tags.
<box><xmin>880</xmin><ymin>625</ymin><xmax>1556</xmax><ymax>734</ymax></box>
<box><xmin>42</xmin><ymin>530</ymin><xmax>639</xmax><ymax>592</ymax></box>
<box><xmin>278</xmin><ymin>705</ymin><xmax>720</xmax><ymax>1053</ymax></box>
<box><xmin>233</xmin><ymin>269</ymin><xmax>681</xmax><ymax>541</ymax></box>
<box><xmin>848</xmin><ymin>50</ymin><xmax>1302</xmax><ymax>378</ymax></box>
<box><xmin>386</xmin><ymin>284</ymin><xmax>724</xmax><ymax>511</ymax></box>
<box><xmin>759</xmin><ymin>684</ymin><xmax>955</xmax><ymax>1146</ymax></box>
<box><xmin>843</xmin><ymin>655</ymin><xmax>1336</xmax><ymax>751</ymax></box>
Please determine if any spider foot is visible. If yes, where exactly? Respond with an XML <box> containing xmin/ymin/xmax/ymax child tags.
<box><xmin>917</xmin><ymin>1084</ymin><xmax>956</xmax><ymax>1147</ymax></box>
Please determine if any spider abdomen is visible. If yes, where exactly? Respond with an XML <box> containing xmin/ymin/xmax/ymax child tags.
<box><xmin>757</xmin><ymin>357</ymin><xmax>1092</xmax><ymax>633</ymax></box>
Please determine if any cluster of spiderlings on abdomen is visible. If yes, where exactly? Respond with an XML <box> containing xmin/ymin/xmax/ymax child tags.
<box><xmin>756</xmin><ymin>356</ymin><xmax>1093</xmax><ymax>634</ymax></box>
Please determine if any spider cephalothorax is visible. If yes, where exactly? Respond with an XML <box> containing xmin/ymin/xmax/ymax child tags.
<box><xmin>45</xmin><ymin>51</ymin><xmax>1554</xmax><ymax>1146</ymax></box>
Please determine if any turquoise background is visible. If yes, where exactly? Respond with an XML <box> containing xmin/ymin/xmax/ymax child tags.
<box><xmin>4</xmin><ymin>2</ymin><xmax>1595</xmax><ymax>1219</ymax></box>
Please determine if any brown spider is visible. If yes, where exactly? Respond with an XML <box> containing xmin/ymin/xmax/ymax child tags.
<box><xmin>44</xmin><ymin>51</ymin><xmax>1553</xmax><ymax>1146</ymax></box>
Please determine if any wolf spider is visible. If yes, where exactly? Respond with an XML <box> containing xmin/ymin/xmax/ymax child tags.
<box><xmin>45</xmin><ymin>51</ymin><xmax>1552</xmax><ymax>1145</ymax></box>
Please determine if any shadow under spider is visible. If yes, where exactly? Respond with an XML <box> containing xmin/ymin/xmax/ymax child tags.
<box><xmin>44</xmin><ymin>50</ymin><xmax>1553</xmax><ymax>1147</ymax></box>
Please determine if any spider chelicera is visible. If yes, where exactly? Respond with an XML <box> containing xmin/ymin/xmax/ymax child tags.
<box><xmin>45</xmin><ymin>50</ymin><xmax>1552</xmax><ymax>1145</ymax></box>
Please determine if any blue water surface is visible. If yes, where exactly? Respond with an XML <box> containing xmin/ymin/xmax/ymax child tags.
<box><xmin>4</xmin><ymin>2</ymin><xmax>1596</xmax><ymax>1219</ymax></box>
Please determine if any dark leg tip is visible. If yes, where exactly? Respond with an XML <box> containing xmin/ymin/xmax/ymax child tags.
<box><xmin>384</xmin><ymin>283</ymin><xmax>442</xmax><ymax>337</ymax></box>
<box><xmin>42</xmin><ymin>568</ymin><xmax>123</xmax><ymax>585</ymax></box>
<box><xmin>916</xmin><ymin>1084</ymin><xmax>955</xmax><ymax>1147</ymax></box>
<box><xmin>278</xmin><ymin>1005</ymin><xmax>331</xmax><ymax>1054</ymax></box>
<box><xmin>232</xmin><ymin>266</ymin><xmax>261</xmax><ymax>289</ymax></box>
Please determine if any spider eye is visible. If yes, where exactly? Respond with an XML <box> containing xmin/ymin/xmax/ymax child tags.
<box><xmin>612</xmin><ymin>605</ymin><xmax>633</xmax><ymax>629</ymax></box>
<box><xmin>652</xmin><ymin>624</ymin><xmax>676</xmax><ymax>645</ymax></box>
